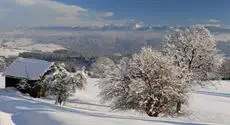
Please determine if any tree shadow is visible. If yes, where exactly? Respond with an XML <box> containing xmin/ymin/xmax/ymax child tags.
<box><xmin>68</xmin><ymin>98</ymin><xmax>109</xmax><ymax>108</ymax></box>
<box><xmin>0</xmin><ymin>89</ymin><xmax>210</xmax><ymax>125</ymax></box>
<box><xmin>196</xmin><ymin>91</ymin><xmax>230</xmax><ymax>98</ymax></box>
<box><xmin>0</xmin><ymin>90</ymin><xmax>61</xmax><ymax>125</ymax></box>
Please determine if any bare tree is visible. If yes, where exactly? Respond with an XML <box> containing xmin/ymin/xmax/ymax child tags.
<box><xmin>99</xmin><ymin>47</ymin><xmax>190</xmax><ymax>117</ymax></box>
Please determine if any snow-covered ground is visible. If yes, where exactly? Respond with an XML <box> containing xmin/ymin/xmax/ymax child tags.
<box><xmin>0</xmin><ymin>47</ymin><xmax>25</xmax><ymax>58</ymax></box>
<box><xmin>0</xmin><ymin>74</ymin><xmax>230</xmax><ymax>125</ymax></box>
<box><xmin>2</xmin><ymin>38</ymin><xmax>65</xmax><ymax>52</ymax></box>
<box><xmin>186</xmin><ymin>81</ymin><xmax>230</xmax><ymax>124</ymax></box>
<box><xmin>0</xmin><ymin>38</ymin><xmax>65</xmax><ymax>57</ymax></box>
<box><xmin>0</xmin><ymin>112</ymin><xmax>15</xmax><ymax>125</ymax></box>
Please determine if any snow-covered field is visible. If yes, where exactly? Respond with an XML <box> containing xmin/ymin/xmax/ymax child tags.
<box><xmin>1</xmin><ymin>38</ymin><xmax>65</xmax><ymax>53</ymax></box>
<box><xmin>0</xmin><ymin>47</ymin><xmax>25</xmax><ymax>58</ymax></box>
<box><xmin>0</xmin><ymin>74</ymin><xmax>230</xmax><ymax>125</ymax></box>
<box><xmin>0</xmin><ymin>38</ymin><xmax>66</xmax><ymax>55</ymax></box>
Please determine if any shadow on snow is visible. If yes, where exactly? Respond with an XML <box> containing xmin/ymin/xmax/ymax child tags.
<box><xmin>196</xmin><ymin>91</ymin><xmax>230</xmax><ymax>98</ymax></box>
<box><xmin>0</xmin><ymin>89</ymin><xmax>208</xmax><ymax>125</ymax></box>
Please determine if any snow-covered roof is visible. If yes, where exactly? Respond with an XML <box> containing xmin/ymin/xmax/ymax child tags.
<box><xmin>4</xmin><ymin>57</ymin><xmax>53</xmax><ymax>80</ymax></box>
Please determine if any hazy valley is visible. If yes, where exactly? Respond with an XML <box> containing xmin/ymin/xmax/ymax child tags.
<box><xmin>1</xmin><ymin>25</ymin><xmax>230</xmax><ymax>57</ymax></box>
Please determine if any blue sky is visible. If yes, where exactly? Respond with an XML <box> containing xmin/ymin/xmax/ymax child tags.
<box><xmin>56</xmin><ymin>0</ymin><xmax>229</xmax><ymax>25</ymax></box>
<box><xmin>0</xmin><ymin>0</ymin><xmax>229</xmax><ymax>28</ymax></box>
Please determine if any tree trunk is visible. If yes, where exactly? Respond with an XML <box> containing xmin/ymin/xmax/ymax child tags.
<box><xmin>58</xmin><ymin>95</ymin><xmax>62</xmax><ymax>105</ymax></box>
<box><xmin>146</xmin><ymin>110</ymin><xmax>159</xmax><ymax>117</ymax></box>
<box><xmin>145</xmin><ymin>98</ymin><xmax>160</xmax><ymax>117</ymax></box>
<box><xmin>153</xmin><ymin>112</ymin><xmax>159</xmax><ymax>117</ymax></box>
<box><xmin>176</xmin><ymin>101</ymin><xmax>182</xmax><ymax>113</ymax></box>
<box><xmin>55</xmin><ymin>96</ymin><xmax>58</xmax><ymax>105</ymax></box>
<box><xmin>55</xmin><ymin>94</ymin><xmax>62</xmax><ymax>105</ymax></box>
<box><xmin>59</xmin><ymin>100</ymin><xmax>63</xmax><ymax>106</ymax></box>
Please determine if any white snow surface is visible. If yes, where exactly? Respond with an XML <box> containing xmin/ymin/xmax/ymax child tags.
<box><xmin>0</xmin><ymin>74</ymin><xmax>230</xmax><ymax>125</ymax></box>
<box><xmin>0</xmin><ymin>47</ymin><xmax>25</xmax><ymax>58</ymax></box>
<box><xmin>3</xmin><ymin>57</ymin><xmax>53</xmax><ymax>80</ymax></box>
<box><xmin>0</xmin><ymin>112</ymin><xmax>15</xmax><ymax>125</ymax></box>
<box><xmin>2</xmin><ymin>38</ymin><xmax>66</xmax><ymax>53</ymax></box>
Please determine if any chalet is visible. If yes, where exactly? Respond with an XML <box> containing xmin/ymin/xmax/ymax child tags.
<box><xmin>3</xmin><ymin>57</ymin><xmax>54</xmax><ymax>88</ymax></box>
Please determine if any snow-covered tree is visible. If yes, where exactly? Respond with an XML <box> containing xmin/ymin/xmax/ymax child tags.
<box><xmin>30</xmin><ymin>78</ymin><xmax>49</xmax><ymax>98</ymax></box>
<box><xmin>99</xmin><ymin>47</ymin><xmax>190</xmax><ymax>117</ymax></box>
<box><xmin>91</xmin><ymin>57</ymin><xmax>115</xmax><ymax>78</ymax></box>
<box><xmin>220</xmin><ymin>58</ymin><xmax>230</xmax><ymax>80</ymax></box>
<box><xmin>162</xmin><ymin>25</ymin><xmax>224</xmax><ymax>113</ymax></box>
<box><xmin>45</xmin><ymin>64</ymin><xmax>87</xmax><ymax>105</ymax></box>
<box><xmin>16</xmin><ymin>79</ymin><xmax>31</xmax><ymax>93</ymax></box>
<box><xmin>0</xmin><ymin>56</ymin><xmax>6</xmax><ymax>72</ymax></box>
<box><xmin>163</xmin><ymin>25</ymin><xmax>223</xmax><ymax>81</ymax></box>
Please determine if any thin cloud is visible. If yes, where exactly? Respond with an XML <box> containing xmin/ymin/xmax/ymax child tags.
<box><xmin>100</xmin><ymin>12</ymin><xmax>114</xmax><ymax>17</ymax></box>
<box><xmin>208</xmin><ymin>19</ymin><xmax>221</xmax><ymax>23</ymax></box>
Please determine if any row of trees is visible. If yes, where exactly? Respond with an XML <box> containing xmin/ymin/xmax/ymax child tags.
<box><xmin>93</xmin><ymin>25</ymin><xmax>224</xmax><ymax>117</ymax></box>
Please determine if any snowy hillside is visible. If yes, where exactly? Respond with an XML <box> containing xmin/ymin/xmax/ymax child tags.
<box><xmin>1</xmin><ymin>38</ymin><xmax>65</xmax><ymax>53</ymax></box>
<box><xmin>0</xmin><ymin>47</ymin><xmax>25</xmax><ymax>57</ymax></box>
<box><xmin>0</xmin><ymin>73</ymin><xmax>230</xmax><ymax>125</ymax></box>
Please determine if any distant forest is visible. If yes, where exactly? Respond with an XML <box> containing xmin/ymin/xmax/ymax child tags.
<box><xmin>18</xmin><ymin>50</ymin><xmax>124</xmax><ymax>72</ymax></box>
